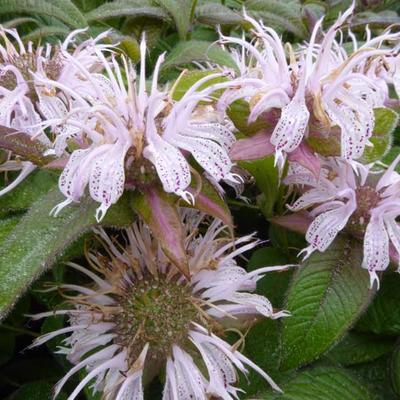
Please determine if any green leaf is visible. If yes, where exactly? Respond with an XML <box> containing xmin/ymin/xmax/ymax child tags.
<box><xmin>242</xmin><ymin>247</ymin><xmax>292</xmax><ymax>395</ymax></box>
<box><xmin>246</xmin><ymin>0</ymin><xmax>308</xmax><ymax>38</ymax></box>
<box><xmin>22</xmin><ymin>25</ymin><xmax>70</xmax><ymax>41</ymax></box>
<box><xmin>157</xmin><ymin>0</ymin><xmax>194</xmax><ymax>39</ymax></box>
<box><xmin>391</xmin><ymin>345</ymin><xmax>400</xmax><ymax>396</ymax></box>
<box><xmin>119</xmin><ymin>36</ymin><xmax>141</xmax><ymax>62</ymax></box>
<box><xmin>239</xmin><ymin>156</ymin><xmax>279</xmax><ymax>218</ymax></box>
<box><xmin>324</xmin><ymin>331</ymin><xmax>396</xmax><ymax>366</ymax></box>
<box><xmin>161</xmin><ymin>40</ymin><xmax>237</xmax><ymax>72</ymax></box>
<box><xmin>383</xmin><ymin>146</ymin><xmax>400</xmax><ymax>170</ymax></box>
<box><xmin>349</xmin><ymin>355</ymin><xmax>396</xmax><ymax>400</ymax></box>
<box><xmin>356</xmin><ymin>272</ymin><xmax>400</xmax><ymax>336</ymax></box>
<box><xmin>86</xmin><ymin>0</ymin><xmax>170</xmax><ymax>23</ymax></box>
<box><xmin>362</xmin><ymin>108</ymin><xmax>398</xmax><ymax>163</ymax></box>
<box><xmin>352</xmin><ymin>10</ymin><xmax>400</xmax><ymax>29</ymax></box>
<box><xmin>8</xmin><ymin>381</ymin><xmax>67</xmax><ymax>400</ymax></box>
<box><xmin>0</xmin><ymin>170</ymin><xmax>58</xmax><ymax>213</ymax></box>
<box><xmin>0</xmin><ymin>216</ymin><xmax>21</xmax><ymax>242</ymax></box>
<box><xmin>2</xmin><ymin>16</ymin><xmax>40</xmax><ymax>28</ymax></box>
<box><xmin>0</xmin><ymin>0</ymin><xmax>87</xmax><ymax>28</ymax></box>
<box><xmin>170</xmin><ymin>69</ymin><xmax>228</xmax><ymax>101</ymax></box>
<box><xmin>227</xmin><ymin>100</ymin><xmax>270</xmax><ymax>135</ymax></box>
<box><xmin>247</xmin><ymin>246</ymin><xmax>291</xmax><ymax>307</ymax></box>
<box><xmin>373</xmin><ymin>108</ymin><xmax>399</xmax><ymax>136</ymax></box>
<box><xmin>259</xmin><ymin>366</ymin><xmax>373</xmax><ymax>400</ymax></box>
<box><xmin>281</xmin><ymin>237</ymin><xmax>372</xmax><ymax>371</ymax></box>
<box><xmin>0</xmin><ymin>189</ymin><xmax>135</xmax><ymax>320</ymax></box>
<box><xmin>196</xmin><ymin>3</ymin><xmax>243</xmax><ymax>26</ymax></box>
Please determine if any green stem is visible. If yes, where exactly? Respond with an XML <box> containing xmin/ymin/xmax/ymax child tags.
<box><xmin>0</xmin><ymin>323</ymin><xmax>40</xmax><ymax>337</ymax></box>
<box><xmin>186</xmin><ymin>0</ymin><xmax>199</xmax><ymax>40</ymax></box>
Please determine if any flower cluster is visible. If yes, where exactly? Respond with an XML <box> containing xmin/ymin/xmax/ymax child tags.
<box><xmin>31</xmin><ymin>211</ymin><xmax>291</xmax><ymax>399</ymax></box>
<box><xmin>2</xmin><ymin>5</ymin><xmax>400</xmax><ymax>398</ymax></box>
<box><xmin>1</xmin><ymin>28</ymin><xmax>239</xmax><ymax>220</ymax></box>
<box><xmin>285</xmin><ymin>156</ymin><xmax>400</xmax><ymax>287</ymax></box>
<box><xmin>218</xmin><ymin>2</ymin><xmax>400</xmax><ymax>166</ymax></box>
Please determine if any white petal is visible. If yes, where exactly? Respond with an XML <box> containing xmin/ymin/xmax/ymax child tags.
<box><xmin>270</xmin><ymin>96</ymin><xmax>309</xmax><ymax>153</ymax></box>
<box><xmin>363</xmin><ymin>215</ymin><xmax>390</xmax><ymax>286</ymax></box>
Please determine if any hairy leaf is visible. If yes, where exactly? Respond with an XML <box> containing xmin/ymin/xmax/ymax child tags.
<box><xmin>0</xmin><ymin>0</ymin><xmax>87</xmax><ymax>28</ymax></box>
<box><xmin>259</xmin><ymin>367</ymin><xmax>373</xmax><ymax>399</ymax></box>
<box><xmin>245</xmin><ymin>0</ymin><xmax>308</xmax><ymax>38</ymax></box>
<box><xmin>86</xmin><ymin>0</ymin><xmax>170</xmax><ymax>22</ymax></box>
<box><xmin>281</xmin><ymin>237</ymin><xmax>372</xmax><ymax>370</ymax></box>
<box><xmin>324</xmin><ymin>331</ymin><xmax>396</xmax><ymax>366</ymax></box>
<box><xmin>157</xmin><ymin>0</ymin><xmax>194</xmax><ymax>39</ymax></box>
<box><xmin>362</xmin><ymin>108</ymin><xmax>398</xmax><ymax>163</ymax></box>
<box><xmin>161</xmin><ymin>40</ymin><xmax>237</xmax><ymax>72</ymax></box>
<box><xmin>196</xmin><ymin>3</ymin><xmax>243</xmax><ymax>26</ymax></box>
<box><xmin>0</xmin><ymin>189</ymin><xmax>134</xmax><ymax>320</ymax></box>
<box><xmin>356</xmin><ymin>272</ymin><xmax>400</xmax><ymax>336</ymax></box>
<box><xmin>0</xmin><ymin>170</ymin><xmax>58</xmax><ymax>213</ymax></box>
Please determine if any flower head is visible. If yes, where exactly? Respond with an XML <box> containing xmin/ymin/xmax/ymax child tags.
<box><xmin>38</xmin><ymin>37</ymin><xmax>237</xmax><ymax>221</ymax></box>
<box><xmin>285</xmin><ymin>155</ymin><xmax>400</xmax><ymax>287</ymax></box>
<box><xmin>30</xmin><ymin>210</ymin><xmax>291</xmax><ymax>399</ymax></box>
<box><xmin>218</xmin><ymin>4</ymin><xmax>399</xmax><ymax>164</ymax></box>
<box><xmin>0</xmin><ymin>27</ymin><xmax>109</xmax><ymax>196</ymax></box>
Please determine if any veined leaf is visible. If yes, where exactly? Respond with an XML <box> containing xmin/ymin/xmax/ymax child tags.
<box><xmin>361</xmin><ymin>108</ymin><xmax>398</xmax><ymax>163</ymax></box>
<box><xmin>356</xmin><ymin>272</ymin><xmax>400</xmax><ymax>336</ymax></box>
<box><xmin>2</xmin><ymin>17</ymin><xmax>40</xmax><ymax>28</ymax></box>
<box><xmin>245</xmin><ymin>0</ymin><xmax>308</xmax><ymax>38</ymax></box>
<box><xmin>0</xmin><ymin>189</ymin><xmax>135</xmax><ymax>320</ymax></box>
<box><xmin>161</xmin><ymin>40</ymin><xmax>237</xmax><ymax>72</ymax></box>
<box><xmin>0</xmin><ymin>170</ymin><xmax>58</xmax><ymax>213</ymax></box>
<box><xmin>259</xmin><ymin>366</ymin><xmax>373</xmax><ymax>400</ymax></box>
<box><xmin>324</xmin><ymin>331</ymin><xmax>396</xmax><ymax>366</ymax></box>
<box><xmin>157</xmin><ymin>0</ymin><xmax>194</xmax><ymax>39</ymax></box>
<box><xmin>281</xmin><ymin>237</ymin><xmax>372</xmax><ymax>370</ymax></box>
<box><xmin>196</xmin><ymin>3</ymin><xmax>243</xmax><ymax>26</ymax></box>
<box><xmin>352</xmin><ymin>10</ymin><xmax>400</xmax><ymax>29</ymax></box>
<box><xmin>86</xmin><ymin>0</ymin><xmax>170</xmax><ymax>23</ymax></box>
<box><xmin>0</xmin><ymin>0</ymin><xmax>87</xmax><ymax>28</ymax></box>
<box><xmin>171</xmin><ymin>69</ymin><xmax>229</xmax><ymax>101</ymax></box>
<box><xmin>22</xmin><ymin>25</ymin><xmax>70</xmax><ymax>41</ymax></box>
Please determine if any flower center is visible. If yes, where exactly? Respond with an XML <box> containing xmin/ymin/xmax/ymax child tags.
<box><xmin>347</xmin><ymin>185</ymin><xmax>381</xmax><ymax>235</ymax></box>
<box><xmin>113</xmin><ymin>276</ymin><xmax>197</xmax><ymax>364</ymax></box>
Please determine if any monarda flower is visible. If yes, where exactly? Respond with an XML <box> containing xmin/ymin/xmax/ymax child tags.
<box><xmin>0</xmin><ymin>27</ymin><xmax>109</xmax><ymax>196</ymax></box>
<box><xmin>30</xmin><ymin>211</ymin><xmax>291</xmax><ymax>399</ymax></box>
<box><xmin>35</xmin><ymin>37</ymin><xmax>238</xmax><ymax>221</ymax></box>
<box><xmin>285</xmin><ymin>155</ymin><xmax>400</xmax><ymax>287</ymax></box>
<box><xmin>217</xmin><ymin>3</ymin><xmax>399</xmax><ymax>165</ymax></box>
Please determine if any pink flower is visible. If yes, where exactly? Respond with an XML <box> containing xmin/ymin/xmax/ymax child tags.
<box><xmin>285</xmin><ymin>155</ymin><xmax>400</xmax><ymax>287</ymax></box>
<box><xmin>217</xmin><ymin>3</ymin><xmax>399</xmax><ymax>163</ymax></box>
<box><xmin>30</xmin><ymin>210</ymin><xmax>293</xmax><ymax>399</ymax></box>
<box><xmin>0</xmin><ymin>27</ymin><xmax>110</xmax><ymax>196</ymax></box>
<box><xmin>37</xmin><ymin>37</ymin><xmax>237</xmax><ymax>221</ymax></box>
